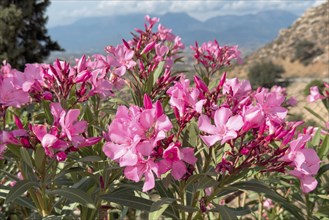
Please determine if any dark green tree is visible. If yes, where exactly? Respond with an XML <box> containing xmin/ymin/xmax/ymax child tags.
<box><xmin>248</xmin><ymin>61</ymin><xmax>285</xmax><ymax>88</ymax></box>
<box><xmin>0</xmin><ymin>0</ymin><xmax>62</xmax><ymax>70</ymax></box>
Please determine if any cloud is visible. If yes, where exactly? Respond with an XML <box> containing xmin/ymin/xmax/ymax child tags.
<box><xmin>47</xmin><ymin>0</ymin><xmax>326</xmax><ymax>27</ymax></box>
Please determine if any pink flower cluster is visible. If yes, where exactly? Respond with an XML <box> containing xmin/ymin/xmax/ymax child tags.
<box><xmin>32</xmin><ymin>103</ymin><xmax>101</xmax><ymax>161</ymax></box>
<box><xmin>282</xmin><ymin>134</ymin><xmax>321</xmax><ymax>193</ymax></box>
<box><xmin>0</xmin><ymin>61</ymin><xmax>30</xmax><ymax>107</ymax></box>
<box><xmin>191</xmin><ymin>40</ymin><xmax>242</xmax><ymax>73</ymax></box>
<box><xmin>103</xmin><ymin>95</ymin><xmax>196</xmax><ymax>191</ymax></box>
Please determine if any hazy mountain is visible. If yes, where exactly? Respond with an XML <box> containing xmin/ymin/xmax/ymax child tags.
<box><xmin>233</xmin><ymin>1</ymin><xmax>328</xmax><ymax>78</ymax></box>
<box><xmin>48</xmin><ymin>10</ymin><xmax>297</xmax><ymax>53</ymax></box>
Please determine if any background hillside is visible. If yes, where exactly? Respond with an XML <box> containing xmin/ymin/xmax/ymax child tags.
<box><xmin>48</xmin><ymin>10</ymin><xmax>297</xmax><ymax>53</ymax></box>
<box><xmin>232</xmin><ymin>1</ymin><xmax>329</xmax><ymax>79</ymax></box>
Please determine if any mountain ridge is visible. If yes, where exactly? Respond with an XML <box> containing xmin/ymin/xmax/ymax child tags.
<box><xmin>48</xmin><ymin>10</ymin><xmax>298</xmax><ymax>53</ymax></box>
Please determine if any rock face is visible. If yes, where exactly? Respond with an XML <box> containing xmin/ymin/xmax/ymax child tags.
<box><xmin>234</xmin><ymin>1</ymin><xmax>329</xmax><ymax>79</ymax></box>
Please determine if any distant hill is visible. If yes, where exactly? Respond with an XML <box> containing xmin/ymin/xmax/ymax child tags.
<box><xmin>233</xmin><ymin>1</ymin><xmax>329</xmax><ymax>79</ymax></box>
<box><xmin>48</xmin><ymin>10</ymin><xmax>297</xmax><ymax>53</ymax></box>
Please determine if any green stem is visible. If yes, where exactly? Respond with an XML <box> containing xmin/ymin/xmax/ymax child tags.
<box><xmin>258</xmin><ymin>195</ymin><xmax>263</xmax><ymax>220</ymax></box>
<box><xmin>305</xmin><ymin>193</ymin><xmax>312</xmax><ymax>219</ymax></box>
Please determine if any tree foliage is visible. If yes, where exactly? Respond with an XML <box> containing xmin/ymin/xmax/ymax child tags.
<box><xmin>0</xmin><ymin>0</ymin><xmax>62</xmax><ymax>70</ymax></box>
<box><xmin>248</xmin><ymin>61</ymin><xmax>285</xmax><ymax>88</ymax></box>
<box><xmin>294</xmin><ymin>40</ymin><xmax>323</xmax><ymax>66</ymax></box>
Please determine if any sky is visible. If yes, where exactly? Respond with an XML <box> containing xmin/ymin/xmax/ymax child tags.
<box><xmin>46</xmin><ymin>0</ymin><xmax>326</xmax><ymax>28</ymax></box>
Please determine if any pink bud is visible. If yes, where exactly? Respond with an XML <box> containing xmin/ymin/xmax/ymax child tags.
<box><xmin>56</xmin><ymin>152</ymin><xmax>67</xmax><ymax>162</ymax></box>
<box><xmin>42</xmin><ymin>91</ymin><xmax>53</xmax><ymax>101</ymax></box>
<box><xmin>141</xmin><ymin>41</ymin><xmax>156</xmax><ymax>55</ymax></box>
<box><xmin>13</xmin><ymin>115</ymin><xmax>24</xmax><ymax>129</ymax></box>
<box><xmin>143</xmin><ymin>94</ymin><xmax>153</xmax><ymax>109</ymax></box>
<box><xmin>219</xmin><ymin>72</ymin><xmax>227</xmax><ymax>88</ymax></box>
<box><xmin>194</xmin><ymin>76</ymin><xmax>208</xmax><ymax>93</ymax></box>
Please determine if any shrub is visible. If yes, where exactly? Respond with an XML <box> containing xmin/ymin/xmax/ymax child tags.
<box><xmin>294</xmin><ymin>40</ymin><xmax>323</xmax><ymax>65</ymax></box>
<box><xmin>248</xmin><ymin>61</ymin><xmax>284</xmax><ymax>88</ymax></box>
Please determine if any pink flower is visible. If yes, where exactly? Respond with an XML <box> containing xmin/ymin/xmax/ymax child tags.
<box><xmin>263</xmin><ymin>198</ymin><xmax>274</xmax><ymax>209</ymax></box>
<box><xmin>167</xmin><ymin>75</ymin><xmax>205</xmax><ymax>117</ymax></box>
<box><xmin>103</xmin><ymin>96</ymin><xmax>173</xmax><ymax>191</ymax></box>
<box><xmin>32</xmin><ymin>103</ymin><xmax>99</xmax><ymax>158</ymax></box>
<box><xmin>223</xmin><ymin>78</ymin><xmax>251</xmax><ymax>100</ymax></box>
<box><xmin>307</xmin><ymin>86</ymin><xmax>324</xmax><ymax>102</ymax></box>
<box><xmin>241</xmin><ymin>105</ymin><xmax>265</xmax><ymax>132</ymax></box>
<box><xmin>0</xmin><ymin>77</ymin><xmax>29</xmax><ymax>107</ymax></box>
<box><xmin>289</xmin><ymin>170</ymin><xmax>318</xmax><ymax>193</ymax></box>
<box><xmin>198</xmin><ymin>107</ymin><xmax>244</xmax><ymax>146</ymax></box>
<box><xmin>281</xmin><ymin>134</ymin><xmax>311</xmax><ymax>162</ymax></box>
<box><xmin>286</xmin><ymin>97</ymin><xmax>298</xmax><ymax>107</ymax></box>
<box><xmin>124</xmin><ymin>157</ymin><xmax>159</xmax><ymax>192</ymax></box>
<box><xmin>158</xmin><ymin>24</ymin><xmax>175</xmax><ymax>41</ymax></box>
<box><xmin>282</xmin><ymin>134</ymin><xmax>321</xmax><ymax>193</ymax></box>
<box><xmin>254</xmin><ymin>89</ymin><xmax>288</xmax><ymax>134</ymax></box>
<box><xmin>158</xmin><ymin>143</ymin><xmax>196</xmax><ymax>180</ymax></box>
<box><xmin>145</xmin><ymin>15</ymin><xmax>160</xmax><ymax>28</ymax></box>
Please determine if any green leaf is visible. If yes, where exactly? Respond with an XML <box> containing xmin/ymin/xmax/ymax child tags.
<box><xmin>231</xmin><ymin>180</ymin><xmax>303</xmax><ymax>219</ymax></box>
<box><xmin>211</xmin><ymin>205</ymin><xmax>238</xmax><ymax>220</ymax></box>
<box><xmin>188</xmin><ymin>174</ymin><xmax>219</xmax><ymax>190</ymax></box>
<box><xmin>6</xmin><ymin>144</ymin><xmax>21</xmax><ymax>158</ymax></box>
<box><xmin>49</xmin><ymin>188</ymin><xmax>96</xmax><ymax>209</ymax></box>
<box><xmin>316</xmin><ymin>164</ymin><xmax>329</xmax><ymax>178</ymax></box>
<box><xmin>149</xmin><ymin>198</ymin><xmax>176</xmax><ymax>219</ymax></box>
<box><xmin>42</xmin><ymin>100</ymin><xmax>53</xmax><ymax>124</ymax></box>
<box><xmin>34</xmin><ymin>147</ymin><xmax>46</xmax><ymax>173</ymax></box>
<box><xmin>304</xmin><ymin>107</ymin><xmax>325</xmax><ymax>122</ymax></box>
<box><xmin>20</xmin><ymin>148</ymin><xmax>34</xmax><ymax>169</ymax></box>
<box><xmin>100</xmin><ymin>193</ymin><xmax>153</xmax><ymax>211</ymax></box>
<box><xmin>78</xmin><ymin>156</ymin><xmax>103</xmax><ymax>162</ymax></box>
<box><xmin>173</xmin><ymin>204</ymin><xmax>197</xmax><ymax>213</ymax></box>
<box><xmin>308</xmin><ymin>129</ymin><xmax>322</xmax><ymax>147</ymax></box>
<box><xmin>153</xmin><ymin>61</ymin><xmax>165</xmax><ymax>86</ymax></box>
<box><xmin>5</xmin><ymin>180</ymin><xmax>39</xmax><ymax>204</ymax></box>
<box><xmin>318</xmin><ymin>135</ymin><xmax>329</xmax><ymax>159</ymax></box>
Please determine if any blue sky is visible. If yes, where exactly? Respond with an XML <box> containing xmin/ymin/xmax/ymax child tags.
<box><xmin>47</xmin><ymin>0</ymin><xmax>325</xmax><ymax>27</ymax></box>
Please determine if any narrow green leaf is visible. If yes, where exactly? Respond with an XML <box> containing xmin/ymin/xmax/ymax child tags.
<box><xmin>308</xmin><ymin>129</ymin><xmax>322</xmax><ymax>147</ymax></box>
<box><xmin>5</xmin><ymin>180</ymin><xmax>39</xmax><ymax>204</ymax></box>
<box><xmin>78</xmin><ymin>156</ymin><xmax>103</xmax><ymax>162</ymax></box>
<box><xmin>50</xmin><ymin>188</ymin><xmax>96</xmax><ymax>209</ymax></box>
<box><xmin>34</xmin><ymin>146</ymin><xmax>45</xmax><ymax>173</ymax></box>
<box><xmin>231</xmin><ymin>180</ymin><xmax>303</xmax><ymax>219</ymax></box>
<box><xmin>149</xmin><ymin>198</ymin><xmax>176</xmax><ymax>219</ymax></box>
<box><xmin>316</xmin><ymin>164</ymin><xmax>329</xmax><ymax>178</ymax></box>
<box><xmin>0</xmin><ymin>169</ymin><xmax>21</xmax><ymax>181</ymax></box>
<box><xmin>153</xmin><ymin>61</ymin><xmax>165</xmax><ymax>86</ymax></box>
<box><xmin>173</xmin><ymin>204</ymin><xmax>197</xmax><ymax>213</ymax></box>
<box><xmin>318</xmin><ymin>135</ymin><xmax>329</xmax><ymax>159</ymax></box>
<box><xmin>211</xmin><ymin>205</ymin><xmax>238</xmax><ymax>220</ymax></box>
<box><xmin>42</xmin><ymin>100</ymin><xmax>53</xmax><ymax>124</ymax></box>
<box><xmin>6</xmin><ymin>144</ymin><xmax>21</xmax><ymax>158</ymax></box>
<box><xmin>100</xmin><ymin>193</ymin><xmax>153</xmax><ymax>211</ymax></box>
<box><xmin>20</xmin><ymin>148</ymin><xmax>34</xmax><ymax>169</ymax></box>
<box><xmin>304</xmin><ymin>107</ymin><xmax>325</xmax><ymax>122</ymax></box>
<box><xmin>195</xmin><ymin>175</ymin><xmax>219</xmax><ymax>190</ymax></box>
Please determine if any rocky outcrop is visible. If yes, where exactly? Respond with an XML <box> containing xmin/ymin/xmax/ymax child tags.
<box><xmin>233</xmin><ymin>1</ymin><xmax>329</xmax><ymax>79</ymax></box>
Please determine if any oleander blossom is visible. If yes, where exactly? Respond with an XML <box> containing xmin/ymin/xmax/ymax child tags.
<box><xmin>307</xmin><ymin>86</ymin><xmax>325</xmax><ymax>102</ymax></box>
<box><xmin>198</xmin><ymin>107</ymin><xmax>244</xmax><ymax>147</ymax></box>
<box><xmin>103</xmin><ymin>95</ymin><xmax>173</xmax><ymax>191</ymax></box>
<box><xmin>0</xmin><ymin>61</ymin><xmax>30</xmax><ymax>107</ymax></box>
<box><xmin>157</xmin><ymin>142</ymin><xmax>197</xmax><ymax>180</ymax></box>
<box><xmin>282</xmin><ymin>134</ymin><xmax>321</xmax><ymax>193</ymax></box>
<box><xmin>167</xmin><ymin>75</ymin><xmax>205</xmax><ymax>117</ymax></box>
<box><xmin>191</xmin><ymin>40</ymin><xmax>242</xmax><ymax>72</ymax></box>
<box><xmin>32</xmin><ymin>103</ymin><xmax>101</xmax><ymax>160</ymax></box>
